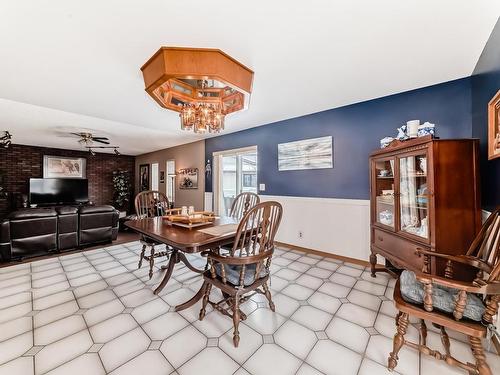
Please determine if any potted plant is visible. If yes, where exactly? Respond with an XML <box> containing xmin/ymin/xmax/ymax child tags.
<box><xmin>112</xmin><ymin>170</ymin><xmax>131</xmax><ymax>217</ymax></box>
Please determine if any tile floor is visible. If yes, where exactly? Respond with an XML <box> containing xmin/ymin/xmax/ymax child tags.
<box><xmin>0</xmin><ymin>241</ymin><xmax>498</xmax><ymax>375</ymax></box>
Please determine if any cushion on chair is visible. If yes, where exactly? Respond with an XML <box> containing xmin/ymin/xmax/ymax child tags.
<box><xmin>214</xmin><ymin>263</ymin><xmax>268</xmax><ymax>286</ymax></box>
<box><xmin>399</xmin><ymin>270</ymin><xmax>485</xmax><ymax>321</ymax></box>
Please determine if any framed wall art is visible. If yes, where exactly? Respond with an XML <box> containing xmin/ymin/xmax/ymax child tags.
<box><xmin>488</xmin><ymin>89</ymin><xmax>500</xmax><ymax>160</ymax></box>
<box><xmin>278</xmin><ymin>136</ymin><xmax>333</xmax><ymax>171</ymax></box>
<box><xmin>139</xmin><ymin>164</ymin><xmax>150</xmax><ymax>191</ymax></box>
<box><xmin>179</xmin><ymin>168</ymin><xmax>198</xmax><ymax>189</ymax></box>
<box><xmin>43</xmin><ymin>155</ymin><xmax>86</xmax><ymax>178</ymax></box>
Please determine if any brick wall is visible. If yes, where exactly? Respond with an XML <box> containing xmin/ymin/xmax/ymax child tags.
<box><xmin>0</xmin><ymin>144</ymin><xmax>135</xmax><ymax>217</ymax></box>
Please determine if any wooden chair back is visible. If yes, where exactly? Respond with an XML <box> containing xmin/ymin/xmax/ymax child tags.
<box><xmin>465</xmin><ymin>207</ymin><xmax>500</xmax><ymax>282</ymax></box>
<box><xmin>229</xmin><ymin>192</ymin><xmax>260</xmax><ymax>219</ymax></box>
<box><xmin>134</xmin><ymin>190</ymin><xmax>170</xmax><ymax>219</ymax></box>
<box><xmin>209</xmin><ymin>201</ymin><xmax>283</xmax><ymax>287</ymax></box>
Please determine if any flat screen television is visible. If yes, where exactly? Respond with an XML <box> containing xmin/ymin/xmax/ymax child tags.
<box><xmin>29</xmin><ymin>178</ymin><xmax>89</xmax><ymax>206</ymax></box>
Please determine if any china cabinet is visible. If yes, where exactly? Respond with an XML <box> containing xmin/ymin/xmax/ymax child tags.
<box><xmin>369</xmin><ymin>136</ymin><xmax>481</xmax><ymax>276</ymax></box>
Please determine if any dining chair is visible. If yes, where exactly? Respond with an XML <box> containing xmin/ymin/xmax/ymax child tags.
<box><xmin>389</xmin><ymin>207</ymin><xmax>500</xmax><ymax>375</ymax></box>
<box><xmin>198</xmin><ymin>201</ymin><xmax>283</xmax><ymax>347</ymax></box>
<box><xmin>134</xmin><ymin>190</ymin><xmax>180</xmax><ymax>279</ymax></box>
<box><xmin>229</xmin><ymin>192</ymin><xmax>260</xmax><ymax>219</ymax></box>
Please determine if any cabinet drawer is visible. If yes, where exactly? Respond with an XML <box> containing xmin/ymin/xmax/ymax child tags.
<box><xmin>373</xmin><ymin>229</ymin><xmax>427</xmax><ymax>272</ymax></box>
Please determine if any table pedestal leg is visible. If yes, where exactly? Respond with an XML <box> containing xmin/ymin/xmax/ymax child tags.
<box><xmin>154</xmin><ymin>251</ymin><xmax>178</xmax><ymax>295</ymax></box>
<box><xmin>178</xmin><ymin>252</ymin><xmax>204</xmax><ymax>274</ymax></box>
<box><xmin>160</xmin><ymin>252</ymin><xmax>203</xmax><ymax>273</ymax></box>
<box><xmin>154</xmin><ymin>249</ymin><xmax>205</xmax><ymax>296</ymax></box>
<box><xmin>175</xmin><ymin>282</ymin><xmax>206</xmax><ymax>311</ymax></box>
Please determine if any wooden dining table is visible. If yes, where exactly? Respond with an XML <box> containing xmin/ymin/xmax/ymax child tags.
<box><xmin>125</xmin><ymin>216</ymin><xmax>240</xmax><ymax>311</ymax></box>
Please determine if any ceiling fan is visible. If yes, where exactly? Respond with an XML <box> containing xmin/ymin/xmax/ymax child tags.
<box><xmin>71</xmin><ymin>132</ymin><xmax>110</xmax><ymax>145</ymax></box>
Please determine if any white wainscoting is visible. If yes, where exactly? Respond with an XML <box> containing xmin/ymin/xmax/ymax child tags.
<box><xmin>259</xmin><ymin>195</ymin><xmax>374</xmax><ymax>263</ymax></box>
<box><xmin>204</xmin><ymin>192</ymin><xmax>213</xmax><ymax>212</ymax></box>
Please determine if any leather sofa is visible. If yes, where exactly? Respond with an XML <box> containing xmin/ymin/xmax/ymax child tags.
<box><xmin>79</xmin><ymin>205</ymin><xmax>119</xmax><ymax>247</ymax></box>
<box><xmin>0</xmin><ymin>205</ymin><xmax>119</xmax><ymax>261</ymax></box>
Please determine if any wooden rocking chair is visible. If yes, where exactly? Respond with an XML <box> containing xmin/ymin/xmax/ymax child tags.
<box><xmin>134</xmin><ymin>190</ymin><xmax>181</xmax><ymax>279</ymax></box>
<box><xmin>389</xmin><ymin>207</ymin><xmax>500</xmax><ymax>375</ymax></box>
<box><xmin>197</xmin><ymin>201</ymin><xmax>283</xmax><ymax>347</ymax></box>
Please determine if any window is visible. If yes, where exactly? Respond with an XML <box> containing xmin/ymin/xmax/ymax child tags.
<box><xmin>151</xmin><ymin>163</ymin><xmax>159</xmax><ymax>191</ymax></box>
<box><xmin>166</xmin><ymin>160</ymin><xmax>175</xmax><ymax>204</ymax></box>
<box><xmin>242</xmin><ymin>173</ymin><xmax>257</xmax><ymax>188</ymax></box>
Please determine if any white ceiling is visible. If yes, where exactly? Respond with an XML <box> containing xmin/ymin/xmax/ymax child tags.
<box><xmin>0</xmin><ymin>1</ymin><xmax>499</xmax><ymax>155</ymax></box>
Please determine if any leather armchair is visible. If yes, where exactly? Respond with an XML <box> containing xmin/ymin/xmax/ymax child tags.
<box><xmin>2</xmin><ymin>208</ymin><xmax>58</xmax><ymax>260</ymax></box>
<box><xmin>78</xmin><ymin>205</ymin><xmax>119</xmax><ymax>246</ymax></box>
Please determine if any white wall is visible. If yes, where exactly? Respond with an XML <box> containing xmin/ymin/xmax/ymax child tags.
<box><xmin>260</xmin><ymin>195</ymin><xmax>373</xmax><ymax>262</ymax></box>
<box><xmin>205</xmin><ymin>192</ymin><xmax>376</xmax><ymax>263</ymax></box>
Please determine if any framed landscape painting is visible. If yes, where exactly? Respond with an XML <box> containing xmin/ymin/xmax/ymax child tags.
<box><xmin>43</xmin><ymin>155</ymin><xmax>86</xmax><ymax>178</ymax></box>
<box><xmin>278</xmin><ymin>136</ymin><xmax>333</xmax><ymax>171</ymax></box>
<box><xmin>488</xmin><ymin>89</ymin><xmax>500</xmax><ymax>160</ymax></box>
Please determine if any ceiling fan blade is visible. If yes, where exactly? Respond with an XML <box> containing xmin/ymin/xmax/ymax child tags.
<box><xmin>92</xmin><ymin>137</ymin><xmax>109</xmax><ymax>140</ymax></box>
<box><xmin>93</xmin><ymin>139</ymin><xmax>110</xmax><ymax>144</ymax></box>
<box><xmin>70</xmin><ymin>132</ymin><xmax>84</xmax><ymax>137</ymax></box>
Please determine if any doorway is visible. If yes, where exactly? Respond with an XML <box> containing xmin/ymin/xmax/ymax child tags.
<box><xmin>213</xmin><ymin>146</ymin><xmax>258</xmax><ymax>216</ymax></box>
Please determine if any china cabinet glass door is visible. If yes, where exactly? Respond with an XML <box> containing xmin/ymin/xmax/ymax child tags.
<box><xmin>399</xmin><ymin>153</ymin><xmax>429</xmax><ymax>239</ymax></box>
<box><xmin>374</xmin><ymin>158</ymin><xmax>396</xmax><ymax>229</ymax></box>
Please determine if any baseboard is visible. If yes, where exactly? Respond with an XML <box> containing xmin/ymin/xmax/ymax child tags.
<box><xmin>275</xmin><ymin>241</ymin><xmax>385</xmax><ymax>269</ymax></box>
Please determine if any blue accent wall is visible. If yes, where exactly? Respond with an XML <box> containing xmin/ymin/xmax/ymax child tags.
<box><xmin>205</xmin><ymin>78</ymin><xmax>472</xmax><ymax>199</ymax></box>
<box><xmin>205</xmin><ymin>78</ymin><xmax>472</xmax><ymax>200</ymax></box>
<box><xmin>472</xmin><ymin>18</ymin><xmax>500</xmax><ymax>211</ymax></box>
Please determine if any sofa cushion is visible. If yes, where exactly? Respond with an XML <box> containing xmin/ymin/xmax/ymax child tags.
<box><xmin>56</xmin><ymin>206</ymin><xmax>79</xmax><ymax>215</ymax></box>
<box><xmin>79</xmin><ymin>205</ymin><xmax>116</xmax><ymax>214</ymax></box>
<box><xmin>400</xmin><ymin>270</ymin><xmax>485</xmax><ymax>322</ymax></box>
<box><xmin>9</xmin><ymin>208</ymin><xmax>57</xmax><ymax>219</ymax></box>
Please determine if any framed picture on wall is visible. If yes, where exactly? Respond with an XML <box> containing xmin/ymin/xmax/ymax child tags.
<box><xmin>139</xmin><ymin>164</ymin><xmax>150</xmax><ymax>191</ymax></box>
<box><xmin>488</xmin><ymin>89</ymin><xmax>500</xmax><ymax>160</ymax></box>
<box><xmin>179</xmin><ymin>168</ymin><xmax>198</xmax><ymax>189</ymax></box>
<box><xmin>159</xmin><ymin>171</ymin><xmax>165</xmax><ymax>184</ymax></box>
<box><xmin>278</xmin><ymin>136</ymin><xmax>333</xmax><ymax>171</ymax></box>
<box><xmin>43</xmin><ymin>155</ymin><xmax>86</xmax><ymax>178</ymax></box>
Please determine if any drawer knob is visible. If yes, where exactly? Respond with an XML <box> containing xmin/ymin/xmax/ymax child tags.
<box><xmin>377</xmin><ymin>236</ymin><xmax>383</xmax><ymax>242</ymax></box>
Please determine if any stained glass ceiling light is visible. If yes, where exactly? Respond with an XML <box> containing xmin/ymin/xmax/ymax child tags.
<box><xmin>141</xmin><ymin>47</ymin><xmax>254</xmax><ymax>134</ymax></box>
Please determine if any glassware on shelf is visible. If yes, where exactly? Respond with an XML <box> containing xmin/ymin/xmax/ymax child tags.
<box><xmin>399</xmin><ymin>153</ymin><xmax>429</xmax><ymax>238</ymax></box>
<box><xmin>379</xmin><ymin>210</ymin><xmax>393</xmax><ymax>226</ymax></box>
